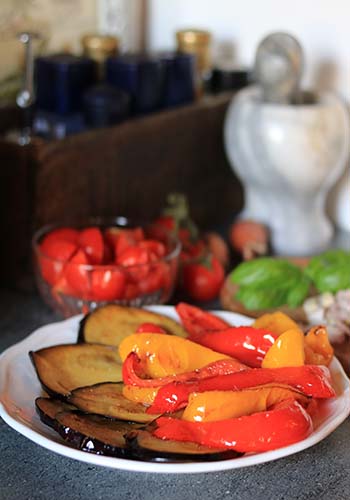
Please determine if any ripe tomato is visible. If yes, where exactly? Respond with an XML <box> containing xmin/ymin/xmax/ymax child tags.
<box><xmin>105</xmin><ymin>227</ymin><xmax>144</xmax><ymax>252</ymax></box>
<box><xmin>138</xmin><ymin>262</ymin><xmax>172</xmax><ymax>297</ymax></box>
<box><xmin>41</xmin><ymin>228</ymin><xmax>79</xmax><ymax>249</ymax></box>
<box><xmin>182</xmin><ymin>256</ymin><xmax>225</xmax><ymax>302</ymax></box>
<box><xmin>90</xmin><ymin>268</ymin><xmax>126</xmax><ymax>301</ymax></box>
<box><xmin>153</xmin><ymin>216</ymin><xmax>176</xmax><ymax>232</ymax></box>
<box><xmin>64</xmin><ymin>249</ymin><xmax>91</xmax><ymax>297</ymax></box>
<box><xmin>139</xmin><ymin>240</ymin><xmax>166</xmax><ymax>258</ymax></box>
<box><xmin>114</xmin><ymin>232</ymin><xmax>138</xmax><ymax>258</ymax></box>
<box><xmin>78</xmin><ymin>227</ymin><xmax>104</xmax><ymax>265</ymax></box>
<box><xmin>39</xmin><ymin>239</ymin><xmax>78</xmax><ymax>286</ymax></box>
<box><xmin>117</xmin><ymin>246</ymin><xmax>151</xmax><ymax>281</ymax></box>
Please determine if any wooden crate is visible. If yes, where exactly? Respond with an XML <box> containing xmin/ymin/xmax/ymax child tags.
<box><xmin>0</xmin><ymin>93</ymin><xmax>243</xmax><ymax>288</ymax></box>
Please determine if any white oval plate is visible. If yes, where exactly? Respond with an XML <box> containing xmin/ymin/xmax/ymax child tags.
<box><xmin>0</xmin><ymin>306</ymin><xmax>349</xmax><ymax>474</ymax></box>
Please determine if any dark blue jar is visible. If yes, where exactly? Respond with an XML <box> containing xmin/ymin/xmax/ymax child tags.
<box><xmin>159</xmin><ymin>52</ymin><xmax>195</xmax><ymax>108</ymax></box>
<box><xmin>35</xmin><ymin>54</ymin><xmax>96</xmax><ymax>115</ymax></box>
<box><xmin>83</xmin><ymin>84</ymin><xmax>130</xmax><ymax>128</ymax></box>
<box><xmin>106</xmin><ymin>54</ymin><xmax>164</xmax><ymax>115</ymax></box>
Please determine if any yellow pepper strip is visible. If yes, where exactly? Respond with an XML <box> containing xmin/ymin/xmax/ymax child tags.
<box><xmin>304</xmin><ymin>326</ymin><xmax>334</xmax><ymax>366</ymax></box>
<box><xmin>182</xmin><ymin>385</ymin><xmax>309</xmax><ymax>422</ymax></box>
<box><xmin>123</xmin><ymin>385</ymin><xmax>159</xmax><ymax>405</ymax></box>
<box><xmin>253</xmin><ymin>311</ymin><xmax>301</xmax><ymax>336</ymax></box>
<box><xmin>262</xmin><ymin>329</ymin><xmax>305</xmax><ymax>368</ymax></box>
<box><xmin>119</xmin><ymin>333</ymin><xmax>230</xmax><ymax>378</ymax></box>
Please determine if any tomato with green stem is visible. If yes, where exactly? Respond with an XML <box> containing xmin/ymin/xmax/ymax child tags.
<box><xmin>182</xmin><ymin>255</ymin><xmax>225</xmax><ymax>302</ymax></box>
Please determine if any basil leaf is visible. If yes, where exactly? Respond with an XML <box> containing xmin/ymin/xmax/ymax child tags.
<box><xmin>286</xmin><ymin>275</ymin><xmax>311</xmax><ymax>308</ymax></box>
<box><xmin>306</xmin><ymin>250</ymin><xmax>350</xmax><ymax>278</ymax></box>
<box><xmin>306</xmin><ymin>250</ymin><xmax>350</xmax><ymax>293</ymax></box>
<box><xmin>231</xmin><ymin>258</ymin><xmax>300</xmax><ymax>286</ymax></box>
<box><xmin>236</xmin><ymin>285</ymin><xmax>290</xmax><ymax>310</ymax></box>
<box><xmin>231</xmin><ymin>258</ymin><xmax>310</xmax><ymax>310</ymax></box>
<box><xmin>313</xmin><ymin>266</ymin><xmax>350</xmax><ymax>293</ymax></box>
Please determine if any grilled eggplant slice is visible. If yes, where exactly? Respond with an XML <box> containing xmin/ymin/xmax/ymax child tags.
<box><xmin>131</xmin><ymin>430</ymin><xmax>242</xmax><ymax>462</ymax></box>
<box><xmin>69</xmin><ymin>382</ymin><xmax>159</xmax><ymax>423</ymax></box>
<box><xmin>55</xmin><ymin>412</ymin><xmax>142</xmax><ymax>457</ymax></box>
<box><xmin>78</xmin><ymin>304</ymin><xmax>187</xmax><ymax>346</ymax></box>
<box><xmin>30</xmin><ymin>344</ymin><xmax>123</xmax><ymax>399</ymax></box>
<box><xmin>35</xmin><ymin>397</ymin><xmax>75</xmax><ymax>429</ymax></box>
<box><xmin>38</xmin><ymin>406</ymin><xmax>240</xmax><ymax>462</ymax></box>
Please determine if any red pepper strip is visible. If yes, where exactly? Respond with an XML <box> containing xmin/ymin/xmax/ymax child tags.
<box><xmin>122</xmin><ymin>352</ymin><xmax>248</xmax><ymax>388</ymax></box>
<box><xmin>154</xmin><ymin>399</ymin><xmax>313</xmax><ymax>453</ymax></box>
<box><xmin>176</xmin><ymin>302</ymin><xmax>230</xmax><ymax>337</ymax></box>
<box><xmin>189</xmin><ymin>327</ymin><xmax>279</xmax><ymax>368</ymax></box>
<box><xmin>136</xmin><ymin>323</ymin><xmax>168</xmax><ymax>334</ymax></box>
<box><xmin>147</xmin><ymin>365</ymin><xmax>335</xmax><ymax>414</ymax></box>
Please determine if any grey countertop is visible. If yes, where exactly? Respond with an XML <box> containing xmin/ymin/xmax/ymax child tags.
<box><xmin>1</xmin><ymin>288</ymin><xmax>350</xmax><ymax>500</ymax></box>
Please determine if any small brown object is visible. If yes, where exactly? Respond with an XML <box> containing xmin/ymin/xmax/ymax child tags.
<box><xmin>229</xmin><ymin>219</ymin><xmax>269</xmax><ymax>260</ymax></box>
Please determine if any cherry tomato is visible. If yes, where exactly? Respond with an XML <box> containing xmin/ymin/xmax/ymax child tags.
<box><xmin>90</xmin><ymin>268</ymin><xmax>126</xmax><ymax>301</ymax></box>
<box><xmin>78</xmin><ymin>227</ymin><xmax>104</xmax><ymax>265</ymax></box>
<box><xmin>105</xmin><ymin>227</ymin><xmax>144</xmax><ymax>250</ymax></box>
<box><xmin>138</xmin><ymin>262</ymin><xmax>172</xmax><ymax>296</ymax></box>
<box><xmin>41</xmin><ymin>228</ymin><xmax>79</xmax><ymax>249</ymax></box>
<box><xmin>180</xmin><ymin>240</ymin><xmax>206</xmax><ymax>263</ymax></box>
<box><xmin>153</xmin><ymin>216</ymin><xmax>176</xmax><ymax>232</ymax></box>
<box><xmin>178</xmin><ymin>227</ymin><xmax>191</xmax><ymax>244</ymax></box>
<box><xmin>64</xmin><ymin>249</ymin><xmax>91</xmax><ymax>297</ymax></box>
<box><xmin>40</xmin><ymin>239</ymin><xmax>77</xmax><ymax>261</ymax></box>
<box><xmin>117</xmin><ymin>246</ymin><xmax>152</xmax><ymax>281</ymax></box>
<box><xmin>182</xmin><ymin>255</ymin><xmax>225</xmax><ymax>302</ymax></box>
<box><xmin>114</xmin><ymin>232</ymin><xmax>138</xmax><ymax>258</ymax></box>
<box><xmin>39</xmin><ymin>240</ymin><xmax>78</xmax><ymax>286</ymax></box>
<box><xmin>139</xmin><ymin>240</ymin><xmax>166</xmax><ymax>258</ymax></box>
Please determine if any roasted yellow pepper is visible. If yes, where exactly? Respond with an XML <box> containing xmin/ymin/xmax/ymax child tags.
<box><xmin>253</xmin><ymin>311</ymin><xmax>301</xmax><ymax>336</ymax></box>
<box><xmin>262</xmin><ymin>328</ymin><xmax>305</xmax><ymax>368</ymax></box>
<box><xmin>119</xmin><ymin>333</ymin><xmax>230</xmax><ymax>378</ymax></box>
<box><xmin>182</xmin><ymin>385</ymin><xmax>309</xmax><ymax>422</ymax></box>
<box><xmin>304</xmin><ymin>326</ymin><xmax>333</xmax><ymax>366</ymax></box>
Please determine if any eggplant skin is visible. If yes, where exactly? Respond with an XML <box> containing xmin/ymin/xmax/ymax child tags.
<box><xmin>55</xmin><ymin>412</ymin><xmax>138</xmax><ymax>459</ymax></box>
<box><xmin>29</xmin><ymin>343</ymin><xmax>123</xmax><ymax>400</ymax></box>
<box><xmin>35</xmin><ymin>398</ymin><xmax>74</xmax><ymax>430</ymax></box>
<box><xmin>36</xmin><ymin>398</ymin><xmax>241</xmax><ymax>463</ymax></box>
<box><xmin>128</xmin><ymin>431</ymin><xmax>242</xmax><ymax>463</ymax></box>
<box><xmin>68</xmin><ymin>382</ymin><xmax>158</xmax><ymax>424</ymax></box>
<box><xmin>78</xmin><ymin>304</ymin><xmax>188</xmax><ymax>346</ymax></box>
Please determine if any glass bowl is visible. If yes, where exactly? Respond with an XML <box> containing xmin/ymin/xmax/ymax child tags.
<box><xmin>32</xmin><ymin>217</ymin><xmax>181</xmax><ymax>317</ymax></box>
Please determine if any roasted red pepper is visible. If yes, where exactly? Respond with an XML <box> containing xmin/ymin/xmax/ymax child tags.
<box><xmin>189</xmin><ymin>326</ymin><xmax>279</xmax><ymax>367</ymax></box>
<box><xmin>176</xmin><ymin>303</ymin><xmax>230</xmax><ymax>337</ymax></box>
<box><xmin>154</xmin><ymin>399</ymin><xmax>313</xmax><ymax>453</ymax></box>
<box><xmin>122</xmin><ymin>352</ymin><xmax>247</xmax><ymax>388</ymax></box>
<box><xmin>147</xmin><ymin>364</ymin><xmax>335</xmax><ymax>414</ymax></box>
<box><xmin>135</xmin><ymin>323</ymin><xmax>168</xmax><ymax>334</ymax></box>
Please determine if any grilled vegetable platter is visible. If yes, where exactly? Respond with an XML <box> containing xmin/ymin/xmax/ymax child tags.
<box><xmin>30</xmin><ymin>303</ymin><xmax>337</xmax><ymax>463</ymax></box>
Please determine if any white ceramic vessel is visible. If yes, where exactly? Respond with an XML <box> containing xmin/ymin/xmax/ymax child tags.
<box><xmin>224</xmin><ymin>86</ymin><xmax>350</xmax><ymax>255</ymax></box>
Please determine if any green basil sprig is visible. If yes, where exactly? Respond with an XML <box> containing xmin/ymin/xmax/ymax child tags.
<box><xmin>230</xmin><ymin>250</ymin><xmax>350</xmax><ymax>311</ymax></box>
<box><xmin>230</xmin><ymin>258</ymin><xmax>311</xmax><ymax>310</ymax></box>
<box><xmin>305</xmin><ymin>250</ymin><xmax>350</xmax><ymax>293</ymax></box>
